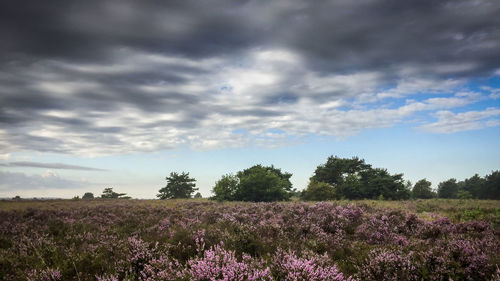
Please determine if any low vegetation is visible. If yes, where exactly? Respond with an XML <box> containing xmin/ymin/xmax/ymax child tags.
<box><xmin>0</xmin><ymin>199</ymin><xmax>499</xmax><ymax>280</ymax></box>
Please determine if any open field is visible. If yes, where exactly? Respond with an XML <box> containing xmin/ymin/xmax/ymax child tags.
<box><xmin>1</xmin><ymin>199</ymin><xmax>499</xmax><ymax>280</ymax></box>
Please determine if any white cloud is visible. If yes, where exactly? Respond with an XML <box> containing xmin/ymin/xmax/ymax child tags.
<box><xmin>418</xmin><ymin>108</ymin><xmax>500</xmax><ymax>133</ymax></box>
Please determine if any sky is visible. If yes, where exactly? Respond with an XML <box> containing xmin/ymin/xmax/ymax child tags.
<box><xmin>1</xmin><ymin>0</ymin><xmax>500</xmax><ymax>198</ymax></box>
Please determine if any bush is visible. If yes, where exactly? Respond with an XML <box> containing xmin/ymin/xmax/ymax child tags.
<box><xmin>302</xmin><ymin>180</ymin><xmax>336</xmax><ymax>201</ymax></box>
<box><xmin>211</xmin><ymin>174</ymin><xmax>239</xmax><ymax>201</ymax></box>
<box><xmin>82</xmin><ymin>192</ymin><xmax>94</xmax><ymax>199</ymax></box>
<box><xmin>212</xmin><ymin>165</ymin><xmax>293</xmax><ymax>202</ymax></box>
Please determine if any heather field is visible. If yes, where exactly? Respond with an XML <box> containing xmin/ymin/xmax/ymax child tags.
<box><xmin>1</xmin><ymin>199</ymin><xmax>499</xmax><ymax>281</ymax></box>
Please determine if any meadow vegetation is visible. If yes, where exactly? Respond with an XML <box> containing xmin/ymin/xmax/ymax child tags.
<box><xmin>0</xmin><ymin>199</ymin><xmax>499</xmax><ymax>280</ymax></box>
<box><xmin>3</xmin><ymin>155</ymin><xmax>499</xmax><ymax>280</ymax></box>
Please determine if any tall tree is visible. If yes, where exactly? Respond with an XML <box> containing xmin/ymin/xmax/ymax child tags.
<box><xmin>437</xmin><ymin>179</ymin><xmax>459</xmax><ymax>198</ymax></box>
<box><xmin>484</xmin><ymin>170</ymin><xmax>500</xmax><ymax>200</ymax></box>
<box><xmin>212</xmin><ymin>165</ymin><xmax>293</xmax><ymax>202</ymax></box>
<box><xmin>235</xmin><ymin>165</ymin><xmax>293</xmax><ymax>202</ymax></box>
<box><xmin>460</xmin><ymin>174</ymin><xmax>486</xmax><ymax>199</ymax></box>
<box><xmin>157</xmin><ymin>172</ymin><xmax>197</xmax><ymax>199</ymax></box>
<box><xmin>359</xmin><ymin>168</ymin><xmax>410</xmax><ymax>200</ymax></box>
<box><xmin>311</xmin><ymin>156</ymin><xmax>371</xmax><ymax>187</ymax></box>
<box><xmin>412</xmin><ymin>179</ymin><xmax>435</xmax><ymax>199</ymax></box>
<box><xmin>309</xmin><ymin>156</ymin><xmax>409</xmax><ymax>200</ymax></box>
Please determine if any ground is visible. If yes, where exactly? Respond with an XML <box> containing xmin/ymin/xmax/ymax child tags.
<box><xmin>0</xmin><ymin>199</ymin><xmax>499</xmax><ymax>280</ymax></box>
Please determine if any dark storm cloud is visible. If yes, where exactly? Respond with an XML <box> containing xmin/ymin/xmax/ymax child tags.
<box><xmin>0</xmin><ymin>0</ymin><xmax>261</xmax><ymax>62</ymax></box>
<box><xmin>301</xmin><ymin>1</ymin><xmax>498</xmax><ymax>74</ymax></box>
<box><xmin>2</xmin><ymin>0</ymin><xmax>498</xmax><ymax>74</ymax></box>
<box><xmin>1</xmin><ymin>161</ymin><xmax>107</xmax><ymax>171</ymax></box>
<box><xmin>1</xmin><ymin>0</ymin><xmax>499</xmax><ymax>154</ymax></box>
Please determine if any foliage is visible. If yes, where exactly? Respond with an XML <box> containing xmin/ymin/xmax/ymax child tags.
<box><xmin>311</xmin><ymin>156</ymin><xmax>370</xmax><ymax>187</ymax></box>
<box><xmin>301</xmin><ymin>180</ymin><xmax>336</xmax><ymax>201</ymax></box>
<box><xmin>101</xmin><ymin>187</ymin><xmax>130</xmax><ymax>199</ymax></box>
<box><xmin>484</xmin><ymin>170</ymin><xmax>500</xmax><ymax>200</ymax></box>
<box><xmin>459</xmin><ymin>174</ymin><xmax>486</xmax><ymax>199</ymax></box>
<box><xmin>0</xmin><ymin>200</ymin><xmax>499</xmax><ymax>280</ymax></box>
<box><xmin>157</xmin><ymin>172</ymin><xmax>198</xmax><ymax>199</ymax></box>
<box><xmin>193</xmin><ymin>192</ymin><xmax>202</xmax><ymax>199</ymax></box>
<box><xmin>438</xmin><ymin>171</ymin><xmax>500</xmax><ymax>200</ymax></box>
<box><xmin>309</xmin><ymin>156</ymin><xmax>411</xmax><ymax>200</ymax></box>
<box><xmin>212</xmin><ymin>165</ymin><xmax>293</xmax><ymax>202</ymax></box>
<box><xmin>82</xmin><ymin>192</ymin><xmax>94</xmax><ymax>199</ymax></box>
<box><xmin>235</xmin><ymin>165</ymin><xmax>293</xmax><ymax>202</ymax></box>
<box><xmin>457</xmin><ymin>190</ymin><xmax>473</xmax><ymax>199</ymax></box>
<box><xmin>438</xmin><ymin>179</ymin><xmax>459</xmax><ymax>198</ymax></box>
<box><xmin>211</xmin><ymin>174</ymin><xmax>239</xmax><ymax>201</ymax></box>
<box><xmin>412</xmin><ymin>179</ymin><xmax>435</xmax><ymax>199</ymax></box>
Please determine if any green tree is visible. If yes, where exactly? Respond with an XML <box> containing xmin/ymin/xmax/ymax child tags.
<box><xmin>311</xmin><ymin>156</ymin><xmax>371</xmax><ymax>187</ymax></box>
<box><xmin>157</xmin><ymin>172</ymin><xmax>198</xmax><ymax>199</ymax></box>
<box><xmin>484</xmin><ymin>170</ymin><xmax>500</xmax><ymax>200</ymax></box>
<box><xmin>412</xmin><ymin>179</ymin><xmax>435</xmax><ymax>199</ymax></box>
<box><xmin>82</xmin><ymin>192</ymin><xmax>94</xmax><ymax>199</ymax></box>
<box><xmin>339</xmin><ymin>174</ymin><xmax>364</xmax><ymax>199</ymax></box>
<box><xmin>359</xmin><ymin>168</ymin><xmax>410</xmax><ymax>200</ymax></box>
<box><xmin>193</xmin><ymin>192</ymin><xmax>202</xmax><ymax>199</ymax></box>
<box><xmin>460</xmin><ymin>174</ymin><xmax>486</xmax><ymax>199</ymax></box>
<box><xmin>234</xmin><ymin>165</ymin><xmax>293</xmax><ymax>202</ymax></box>
<box><xmin>437</xmin><ymin>179</ymin><xmax>459</xmax><ymax>198</ymax></box>
<box><xmin>309</xmin><ymin>156</ymin><xmax>410</xmax><ymax>200</ymax></box>
<box><xmin>301</xmin><ymin>180</ymin><xmax>336</xmax><ymax>201</ymax></box>
<box><xmin>101</xmin><ymin>188</ymin><xmax>130</xmax><ymax>199</ymax></box>
<box><xmin>211</xmin><ymin>174</ymin><xmax>239</xmax><ymax>201</ymax></box>
<box><xmin>457</xmin><ymin>190</ymin><xmax>473</xmax><ymax>199</ymax></box>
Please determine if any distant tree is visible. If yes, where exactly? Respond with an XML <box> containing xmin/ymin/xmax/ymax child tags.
<box><xmin>309</xmin><ymin>156</ymin><xmax>410</xmax><ymax>200</ymax></box>
<box><xmin>101</xmin><ymin>188</ymin><xmax>130</xmax><ymax>199</ymax></box>
<box><xmin>459</xmin><ymin>174</ymin><xmax>486</xmax><ymax>199</ymax></box>
<box><xmin>194</xmin><ymin>192</ymin><xmax>202</xmax><ymax>199</ymax></box>
<box><xmin>438</xmin><ymin>179</ymin><xmax>459</xmax><ymax>198</ymax></box>
<box><xmin>234</xmin><ymin>165</ymin><xmax>293</xmax><ymax>202</ymax></box>
<box><xmin>212</xmin><ymin>174</ymin><xmax>239</xmax><ymax>201</ymax></box>
<box><xmin>311</xmin><ymin>156</ymin><xmax>371</xmax><ymax>187</ymax></box>
<box><xmin>484</xmin><ymin>170</ymin><xmax>500</xmax><ymax>200</ymax></box>
<box><xmin>302</xmin><ymin>180</ymin><xmax>336</xmax><ymax>201</ymax></box>
<box><xmin>359</xmin><ymin>168</ymin><xmax>410</xmax><ymax>200</ymax></box>
<box><xmin>12</xmin><ymin>195</ymin><xmax>21</xmax><ymax>200</ymax></box>
<box><xmin>157</xmin><ymin>172</ymin><xmax>198</xmax><ymax>199</ymax></box>
<box><xmin>412</xmin><ymin>179</ymin><xmax>435</xmax><ymax>199</ymax></box>
<box><xmin>212</xmin><ymin>165</ymin><xmax>293</xmax><ymax>202</ymax></box>
<box><xmin>82</xmin><ymin>192</ymin><xmax>94</xmax><ymax>200</ymax></box>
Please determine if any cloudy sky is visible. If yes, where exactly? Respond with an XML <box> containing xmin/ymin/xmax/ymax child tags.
<box><xmin>1</xmin><ymin>0</ymin><xmax>500</xmax><ymax>198</ymax></box>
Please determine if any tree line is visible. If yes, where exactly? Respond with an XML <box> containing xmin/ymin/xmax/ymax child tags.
<box><xmin>77</xmin><ymin>155</ymin><xmax>498</xmax><ymax>202</ymax></box>
<box><xmin>154</xmin><ymin>156</ymin><xmax>499</xmax><ymax>202</ymax></box>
